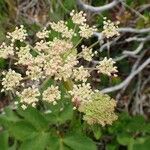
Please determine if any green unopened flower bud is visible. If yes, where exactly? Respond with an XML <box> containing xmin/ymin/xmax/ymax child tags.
<box><xmin>79</xmin><ymin>92</ymin><xmax>118</xmax><ymax>126</ymax></box>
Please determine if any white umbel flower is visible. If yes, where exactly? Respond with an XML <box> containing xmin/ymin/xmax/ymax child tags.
<box><xmin>36</xmin><ymin>27</ymin><xmax>50</xmax><ymax>39</ymax></box>
<box><xmin>69</xmin><ymin>83</ymin><xmax>93</xmax><ymax>106</ymax></box>
<box><xmin>0</xmin><ymin>42</ymin><xmax>14</xmax><ymax>59</ymax></box>
<box><xmin>17</xmin><ymin>86</ymin><xmax>40</xmax><ymax>108</ymax></box>
<box><xmin>1</xmin><ymin>69</ymin><xmax>22</xmax><ymax>92</ymax></box>
<box><xmin>73</xmin><ymin>66</ymin><xmax>90</xmax><ymax>82</ymax></box>
<box><xmin>79</xmin><ymin>24</ymin><xmax>96</xmax><ymax>39</ymax></box>
<box><xmin>80</xmin><ymin>45</ymin><xmax>94</xmax><ymax>61</ymax></box>
<box><xmin>55</xmin><ymin>54</ymin><xmax>78</xmax><ymax>81</ymax></box>
<box><xmin>50</xmin><ymin>21</ymin><xmax>74</xmax><ymax>39</ymax></box>
<box><xmin>70</xmin><ymin>10</ymin><xmax>86</xmax><ymax>25</ymax></box>
<box><xmin>42</xmin><ymin>85</ymin><xmax>61</xmax><ymax>105</ymax></box>
<box><xmin>49</xmin><ymin>38</ymin><xmax>73</xmax><ymax>55</ymax></box>
<box><xmin>7</xmin><ymin>25</ymin><xmax>27</xmax><ymax>42</ymax></box>
<box><xmin>96</xmin><ymin>57</ymin><xmax>118</xmax><ymax>76</ymax></box>
<box><xmin>26</xmin><ymin>65</ymin><xmax>43</xmax><ymax>80</ymax></box>
<box><xmin>16</xmin><ymin>45</ymin><xmax>33</xmax><ymax>66</ymax></box>
<box><xmin>34</xmin><ymin>40</ymin><xmax>49</xmax><ymax>52</ymax></box>
<box><xmin>102</xmin><ymin>18</ymin><xmax>120</xmax><ymax>38</ymax></box>
<box><xmin>43</xmin><ymin>55</ymin><xmax>63</xmax><ymax>76</ymax></box>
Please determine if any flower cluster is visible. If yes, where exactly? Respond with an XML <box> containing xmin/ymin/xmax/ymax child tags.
<box><xmin>49</xmin><ymin>38</ymin><xmax>73</xmax><ymax>55</ymax></box>
<box><xmin>73</xmin><ymin>66</ymin><xmax>90</xmax><ymax>82</ymax></box>
<box><xmin>70</xmin><ymin>10</ymin><xmax>86</xmax><ymax>25</ymax></box>
<box><xmin>70</xmin><ymin>10</ymin><xmax>97</xmax><ymax>38</ymax></box>
<box><xmin>1</xmin><ymin>69</ymin><xmax>22</xmax><ymax>92</ymax></box>
<box><xmin>79</xmin><ymin>92</ymin><xmax>118</xmax><ymax>126</ymax></box>
<box><xmin>96</xmin><ymin>57</ymin><xmax>118</xmax><ymax>76</ymax></box>
<box><xmin>17</xmin><ymin>86</ymin><xmax>40</xmax><ymax>109</ymax></box>
<box><xmin>69</xmin><ymin>83</ymin><xmax>93</xmax><ymax>108</ymax></box>
<box><xmin>102</xmin><ymin>18</ymin><xmax>120</xmax><ymax>38</ymax></box>
<box><xmin>0</xmin><ymin>43</ymin><xmax>14</xmax><ymax>59</ymax></box>
<box><xmin>79</xmin><ymin>24</ymin><xmax>97</xmax><ymax>39</ymax></box>
<box><xmin>80</xmin><ymin>45</ymin><xmax>94</xmax><ymax>61</ymax></box>
<box><xmin>34</xmin><ymin>40</ymin><xmax>49</xmax><ymax>52</ymax></box>
<box><xmin>36</xmin><ymin>27</ymin><xmax>50</xmax><ymax>39</ymax></box>
<box><xmin>7</xmin><ymin>25</ymin><xmax>27</xmax><ymax>42</ymax></box>
<box><xmin>16</xmin><ymin>45</ymin><xmax>33</xmax><ymax>66</ymax></box>
<box><xmin>50</xmin><ymin>21</ymin><xmax>74</xmax><ymax>39</ymax></box>
<box><xmin>0</xmin><ymin>10</ymin><xmax>119</xmax><ymax>126</ymax></box>
<box><xmin>26</xmin><ymin>65</ymin><xmax>43</xmax><ymax>81</ymax></box>
<box><xmin>42</xmin><ymin>85</ymin><xmax>61</xmax><ymax>105</ymax></box>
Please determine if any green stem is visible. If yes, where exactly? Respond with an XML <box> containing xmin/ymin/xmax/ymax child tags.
<box><xmin>88</xmin><ymin>40</ymin><xmax>100</xmax><ymax>49</ymax></box>
<box><xmin>73</xmin><ymin>37</ymin><xmax>83</xmax><ymax>48</ymax></box>
<box><xmin>39</xmin><ymin>76</ymin><xmax>51</xmax><ymax>91</ymax></box>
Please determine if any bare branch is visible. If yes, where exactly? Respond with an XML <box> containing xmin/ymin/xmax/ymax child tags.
<box><xmin>76</xmin><ymin>0</ymin><xmax>121</xmax><ymax>13</ymax></box>
<box><xmin>101</xmin><ymin>58</ymin><xmax>150</xmax><ymax>93</ymax></box>
<box><xmin>118</xmin><ymin>28</ymin><xmax>150</xmax><ymax>33</ymax></box>
<box><xmin>125</xmin><ymin>36</ymin><xmax>150</xmax><ymax>42</ymax></box>
<box><xmin>113</xmin><ymin>42</ymin><xmax>144</xmax><ymax>62</ymax></box>
<box><xmin>123</xmin><ymin>42</ymin><xmax>144</xmax><ymax>57</ymax></box>
<box><xmin>93</xmin><ymin>32</ymin><xmax>103</xmax><ymax>41</ymax></box>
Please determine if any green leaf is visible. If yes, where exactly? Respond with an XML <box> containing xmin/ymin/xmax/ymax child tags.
<box><xmin>4</xmin><ymin>107</ymin><xmax>20</xmax><ymax>122</ymax></box>
<box><xmin>47</xmin><ymin>136</ymin><xmax>70</xmax><ymax>150</ymax></box>
<box><xmin>0</xmin><ymin>58</ymin><xmax>6</xmax><ymax>69</ymax></box>
<box><xmin>64</xmin><ymin>133</ymin><xmax>97</xmax><ymax>150</ymax></box>
<box><xmin>111</xmin><ymin>76</ymin><xmax>122</xmax><ymax>86</ymax></box>
<box><xmin>47</xmin><ymin>136</ymin><xmax>61</xmax><ymax>150</ymax></box>
<box><xmin>92</xmin><ymin>125</ymin><xmax>102</xmax><ymax>140</ymax></box>
<box><xmin>57</xmin><ymin>103</ymin><xmax>73</xmax><ymax>124</ymax></box>
<box><xmin>20</xmin><ymin>133</ymin><xmax>49</xmax><ymax>150</ymax></box>
<box><xmin>63</xmin><ymin>0</ymin><xmax>75</xmax><ymax>11</ymax></box>
<box><xmin>100</xmin><ymin>74</ymin><xmax>109</xmax><ymax>86</ymax></box>
<box><xmin>132</xmin><ymin>137</ymin><xmax>150</xmax><ymax>150</ymax></box>
<box><xmin>0</xmin><ymin>108</ymin><xmax>20</xmax><ymax>127</ymax></box>
<box><xmin>17</xmin><ymin>107</ymin><xmax>49</xmax><ymax>131</ymax></box>
<box><xmin>117</xmin><ymin>133</ymin><xmax>132</xmax><ymax>146</ymax></box>
<box><xmin>0</xmin><ymin>115</ymin><xmax>10</xmax><ymax>126</ymax></box>
<box><xmin>9</xmin><ymin>121</ymin><xmax>37</xmax><ymax>141</ymax></box>
<box><xmin>126</xmin><ymin>115</ymin><xmax>148</xmax><ymax>133</ymax></box>
<box><xmin>106</xmin><ymin>143</ymin><xmax>118</xmax><ymax>150</ymax></box>
<box><xmin>9</xmin><ymin>140</ymin><xmax>17</xmax><ymax>150</ymax></box>
<box><xmin>0</xmin><ymin>131</ymin><xmax>9</xmax><ymax>150</ymax></box>
<box><xmin>45</xmin><ymin>101</ymin><xmax>73</xmax><ymax>124</ymax></box>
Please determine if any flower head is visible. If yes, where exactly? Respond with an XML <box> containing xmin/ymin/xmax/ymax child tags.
<box><xmin>36</xmin><ymin>27</ymin><xmax>50</xmax><ymax>39</ymax></box>
<box><xmin>96</xmin><ymin>57</ymin><xmax>118</xmax><ymax>76</ymax></box>
<box><xmin>26</xmin><ymin>65</ymin><xmax>43</xmax><ymax>80</ymax></box>
<box><xmin>79</xmin><ymin>92</ymin><xmax>118</xmax><ymax>126</ymax></box>
<box><xmin>69</xmin><ymin>83</ymin><xmax>93</xmax><ymax>108</ymax></box>
<box><xmin>0</xmin><ymin>42</ymin><xmax>14</xmax><ymax>59</ymax></box>
<box><xmin>50</xmin><ymin>21</ymin><xmax>74</xmax><ymax>39</ymax></box>
<box><xmin>7</xmin><ymin>25</ymin><xmax>27</xmax><ymax>42</ymax></box>
<box><xmin>34</xmin><ymin>40</ymin><xmax>49</xmax><ymax>52</ymax></box>
<box><xmin>43</xmin><ymin>55</ymin><xmax>63</xmax><ymax>76</ymax></box>
<box><xmin>70</xmin><ymin>10</ymin><xmax>86</xmax><ymax>25</ymax></box>
<box><xmin>16</xmin><ymin>45</ymin><xmax>33</xmax><ymax>66</ymax></box>
<box><xmin>42</xmin><ymin>85</ymin><xmax>61</xmax><ymax>105</ymax></box>
<box><xmin>49</xmin><ymin>38</ymin><xmax>73</xmax><ymax>55</ymax></box>
<box><xmin>80</xmin><ymin>45</ymin><xmax>94</xmax><ymax>61</ymax></box>
<box><xmin>2</xmin><ymin>69</ymin><xmax>22</xmax><ymax>92</ymax></box>
<box><xmin>17</xmin><ymin>86</ymin><xmax>40</xmax><ymax>109</ymax></box>
<box><xmin>102</xmin><ymin>18</ymin><xmax>120</xmax><ymax>38</ymax></box>
<box><xmin>73</xmin><ymin>66</ymin><xmax>90</xmax><ymax>82</ymax></box>
<box><xmin>55</xmin><ymin>54</ymin><xmax>78</xmax><ymax>81</ymax></box>
<box><xmin>79</xmin><ymin>24</ymin><xmax>96</xmax><ymax>39</ymax></box>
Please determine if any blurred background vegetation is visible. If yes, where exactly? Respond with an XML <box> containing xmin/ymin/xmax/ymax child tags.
<box><xmin>0</xmin><ymin>0</ymin><xmax>150</xmax><ymax>149</ymax></box>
